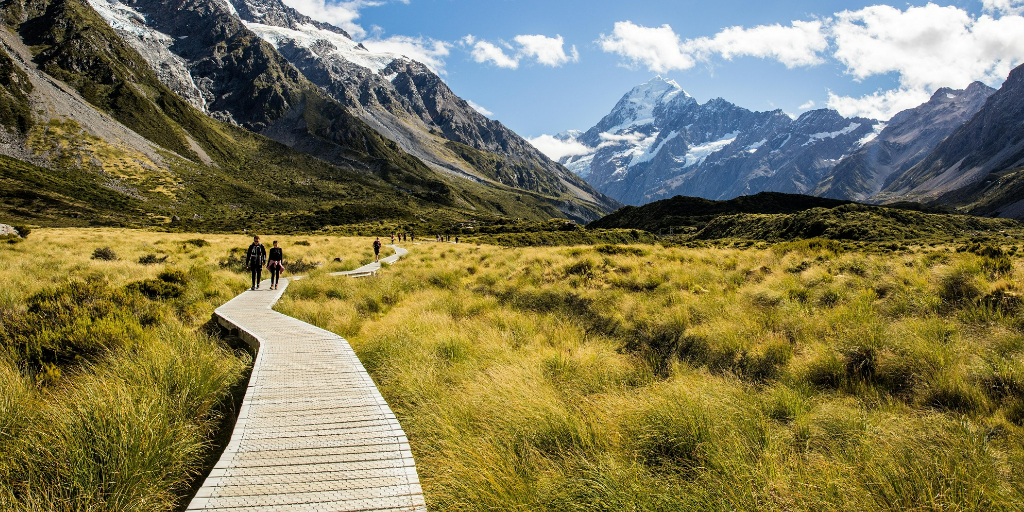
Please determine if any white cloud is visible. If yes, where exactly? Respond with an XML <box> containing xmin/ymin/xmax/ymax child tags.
<box><xmin>527</xmin><ymin>134</ymin><xmax>595</xmax><ymax>160</ymax></box>
<box><xmin>982</xmin><ymin>0</ymin><xmax>1024</xmax><ymax>15</ymax></box>
<box><xmin>361</xmin><ymin>36</ymin><xmax>451</xmax><ymax>74</ymax></box>
<box><xmin>513</xmin><ymin>34</ymin><xmax>579</xmax><ymax>67</ymax></box>
<box><xmin>465</xmin><ymin>99</ymin><xmax>493</xmax><ymax>117</ymax></box>
<box><xmin>603</xmin><ymin>5</ymin><xmax>1024</xmax><ymax>120</ymax></box>
<box><xmin>799</xmin><ymin>100</ymin><xmax>816</xmax><ymax>110</ymax></box>
<box><xmin>827</xmin><ymin>3</ymin><xmax>1024</xmax><ymax>119</ymax></box>
<box><xmin>598</xmin><ymin>22</ymin><xmax>696</xmax><ymax>72</ymax></box>
<box><xmin>598</xmin><ymin>20</ymin><xmax>826</xmax><ymax>72</ymax></box>
<box><xmin>279</xmin><ymin>0</ymin><xmax>380</xmax><ymax>39</ymax></box>
<box><xmin>826</xmin><ymin>87</ymin><xmax>932</xmax><ymax>120</ymax></box>
<box><xmin>469</xmin><ymin>40</ymin><xmax>519</xmax><ymax>69</ymax></box>
<box><xmin>689</xmin><ymin>20</ymin><xmax>828</xmax><ymax>68</ymax></box>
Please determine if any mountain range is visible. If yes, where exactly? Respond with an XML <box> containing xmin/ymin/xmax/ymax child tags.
<box><xmin>0</xmin><ymin>0</ymin><xmax>616</xmax><ymax>231</ymax></box>
<box><xmin>558</xmin><ymin>72</ymin><xmax>1024</xmax><ymax>219</ymax></box>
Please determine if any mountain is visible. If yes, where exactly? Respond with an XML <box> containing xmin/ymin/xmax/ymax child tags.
<box><xmin>0</xmin><ymin>0</ymin><xmax>608</xmax><ymax>231</ymax></box>
<box><xmin>814</xmin><ymin>82</ymin><xmax>995</xmax><ymax>201</ymax></box>
<box><xmin>874</xmin><ymin>63</ymin><xmax>1024</xmax><ymax>219</ymax></box>
<box><xmin>83</xmin><ymin>0</ymin><xmax>617</xmax><ymax>221</ymax></box>
<box><xmin>558</xmin><ymin>76</ymin><xmax>879</xmax><ymax>205</ymax></box>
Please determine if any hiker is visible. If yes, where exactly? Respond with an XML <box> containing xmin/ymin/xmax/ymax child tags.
<box><xmin>373</xmin><ymin>237</ymin><xmax>382</xmax><ymax>262</ymax></box>
<box><xmin>455</xmin><ymin>236</ymin><xmax>459</xmax><ymax>243</ymax></box>
<box><xmin>391</xmin><ymin>233</ymin><xmax>395</xmax><ymax>244</ymax></box>
<box><xmin>267</xmin><ymin>241</ymin><xmax>284</xmax><ymax>290</ymax></box>
<box><xmin>410</xmin><ymin>232</ymin><xmax>415</xmax><ymax>243</ymax></box>
<box><xmin>244</xmin><ymin>235</ymin><xmax>267</xmax><ymax>290</ymax></box>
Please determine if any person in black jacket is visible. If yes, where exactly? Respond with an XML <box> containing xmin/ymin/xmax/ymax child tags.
<box><xmin>267</xmin><ymin>240</ymin><xmax>284</xmax><ymax>290</ymax></box>
<box><xmin>373</xmin><ymin>237</ymin><xmax>382</xmax><ymax>263</ymax></box>
<box><xmin>245</xmin><ymin>235</ymin><xmax>267</xmax><ymax>290</ymax></box>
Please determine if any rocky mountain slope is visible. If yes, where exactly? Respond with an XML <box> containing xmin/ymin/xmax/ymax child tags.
<box><xmin>0</xmin><ymin>0</ymin><xmax>604</xmax><ymax>230</ymax></box>
<box><xmin>875</xmin><ymin>63</ymin><xmax>1024</xmax><ymax>219</ymax></box>
<box><xmin>558</xmin><ymin>76</ymin><xmax>879</xmax><ymax>205</ymax></box>
<box><xmin>814</xmin><ymin>82</ymin><xmax>995</xmax><ymax>201</ymax></box>
<box><xmin>83</xmin><ymin>0</ymin><xmax>616</xmax><ymax>220</ymax></box>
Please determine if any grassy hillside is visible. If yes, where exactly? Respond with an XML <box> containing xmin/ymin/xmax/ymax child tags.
<box><xmin>695</xmin><ymin>203</ymin><xmax>1022</xmax><ymax>242</ymax></box>
<box><xmin>278</xmin><ymin>237</ymin><xmax>1024</xmax><ymax>511</ymax></box>
<box><xmin>588</xmin><ymin>192</ymin><xmax>855</xmax><ymax>234</ymax></box>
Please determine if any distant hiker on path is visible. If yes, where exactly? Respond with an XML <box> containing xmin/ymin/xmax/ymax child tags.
<box><xmin>391</xmin><ymin>233</ymin><xmax>395</xmax><ymax>244</ymax></box>
<box><xmin>267</xmin><ymin>241</ymin><xmax>284</xmax><ymax>290</ymax></box>
<box><xmin>373</xmin><ymin>237</ymin><xmax>382</xmax><ymax>262</ymax></box>
<box><xmin>245</xmin><ymin>235</ymin><xmax>267</xmax><ymax>290</ymax></box>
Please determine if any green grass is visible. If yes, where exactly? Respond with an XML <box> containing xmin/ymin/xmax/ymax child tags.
<box><xmin>276</xmin><ymin>238</ymin><xmax>1024</xmax><ymax>511</ymax></box>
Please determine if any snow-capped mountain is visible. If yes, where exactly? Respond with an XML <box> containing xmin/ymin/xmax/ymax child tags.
<box><xmin>559</xmin><ymin>76</ymin><xmax>879</xmax><ymax>205</ymax></box>
<box><xmin>86</xmin><ymin>0</ymin><xmax>617</xmax><ymax>219</ymax></box>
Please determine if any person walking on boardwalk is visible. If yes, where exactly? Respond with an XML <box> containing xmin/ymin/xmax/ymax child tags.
<box><xmin>391</xmin><ymin>233</ymin><xmax>395</xmax><ymax>244</ymax></box>
<box><xmin>245</xmin><ymin>235</ymin><xmax>267</xmax><ymax>290</ymax></box>
<box><xmin>267</xmin><ymin>240</ymin><xmax>284</xmax><ymax>290</ymax></box>
<box><xmin>373</xmin><ymin>237</ymin><xmax>382</xmax><ymax>263</ymax></box>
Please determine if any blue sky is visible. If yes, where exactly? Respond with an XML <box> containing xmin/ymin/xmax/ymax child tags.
<box><xmin>282</xmin><ymin>0</ymin><xmax>1024</xmax><ymax>156</ymax></box>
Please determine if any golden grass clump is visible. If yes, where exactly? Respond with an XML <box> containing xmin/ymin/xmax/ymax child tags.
<box><xmin>277</xmin><ymin>238</ymin><xmax>1024</xmax><ymax>511</ymax></box>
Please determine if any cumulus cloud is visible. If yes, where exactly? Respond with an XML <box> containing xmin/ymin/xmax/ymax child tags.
<box><xmin>982</xmin><ymin>0</ymin><xmax>1024</xmax><ymax>15</ymax></box>
<box><xmin>527</xmin><ymin>135</ymin><xmax>594</xmax><ymax>160</ymax></box>
<box><xmin>465</xmin><ymin>99</ymin><xmax>494</xmax><ymax>117</ymax></box>
<box><xmin>598</xmin><ymin>20</ymin><xmax>826</xmax><ymax>72</ymax></box>
<box><xmin>361</xmin><ymin>36</ymin><xmax>451</xmax><ymax>74</ymax></box>
<box><xmin>514</xmin><ymin>34</ymin><xmax>579</xmax><ymax>66</ymax></box>
<box><xmin>279</xmin><ymin>0</ymin><xmax>381</xmax><ymax>39</ymax></box>
<box><xmin>469</xmin><ymin>40</ymin><xmax>519</xmax><ymax>69</ymax></box>
<box><xmin>463</xmin><ymin>33</ymin><xmax>580</xmax><ymax>69</ymax></box>
<box><xmin>602</xmin><ymin>5</ymin><xmax>1024</xmax><ymax>120</ymax></box>
<box><xmin>799</xmin><ymin>100</ymin><xmax>816</xmax><ymax>110</ymax></box>
<box><xmin>826</xmin><ymin>4</ymin><xmax>1024</xmax><ymax>119</ymax></box>
<box><xmin>598</xmin><ymin>22</ymin><xmax>696</xmax><ymax>72</ymax></box>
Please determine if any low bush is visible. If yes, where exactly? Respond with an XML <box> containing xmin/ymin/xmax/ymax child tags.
<box><xmin>138</xmin><ymin>253</ymin><xmax>169</xmax><ymax>265</ymax></box>
<box><xmin>91</xmin><ymin>247</ymin><xmax>117</xmax><ymax>261</ymax></box>
<box><xmin>184</xmin><ymin>238</ymin><xmax>209</xmax><ymax>247</ymax></box>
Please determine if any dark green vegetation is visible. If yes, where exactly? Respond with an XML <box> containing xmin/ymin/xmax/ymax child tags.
<box><xmin>0</xmin><ymin>46</ymin><xmax>32</xmax><ymax>134</ymax></box>
<box><xmin>589</xmin><ymin>192</ymin><xmax>1021</xmax><ymax>244</ymax></box>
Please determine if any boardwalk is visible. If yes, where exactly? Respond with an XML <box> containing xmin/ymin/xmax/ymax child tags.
<box><xmin>187</xmin><ymin>246</ymin><xmax>425</xmax><ymax>511</ymax></box>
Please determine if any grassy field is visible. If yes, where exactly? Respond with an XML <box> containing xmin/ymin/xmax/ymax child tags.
<box><xmin>3</xmin><ymin>229</ymin><xmax>1024</xmax><ymax>510</ymax></box>
<box><xmin>277</xmin><ymin>237</ymin><xmax>1024</xmax><ymax>511</ymax></box>
<box><xmin>0</xmin><ymin>229</ymin><xmax>382</xmax><ymax>510</ymax></box>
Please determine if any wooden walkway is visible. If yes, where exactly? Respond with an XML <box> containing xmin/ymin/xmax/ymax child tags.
<box><xmin>187</xmin><ymin>246</ymin><xmax>425</xmax><ymax>511</ymax></box>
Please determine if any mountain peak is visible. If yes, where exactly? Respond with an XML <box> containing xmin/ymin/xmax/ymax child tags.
<box><xmin>624</xmin><ymin>76</ymin><xmax>689</xmax><ymax>105</ymax></box>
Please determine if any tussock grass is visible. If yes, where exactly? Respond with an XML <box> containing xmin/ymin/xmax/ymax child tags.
<box><xmin>0</xmin><ymin>228</ymin><xmax>387</xmax><ymax>510</ymax></box>
<box><xmin>277</xmin><ymin>238</ymin><xmax>1024</xmax><ymax>511</ymax></box>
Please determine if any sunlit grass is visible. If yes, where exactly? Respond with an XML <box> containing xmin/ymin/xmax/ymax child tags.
<box><xmin>0</xmin><ymin>228</ymin><xmax>385</xmax><ymax>510</ymax></box>
<box><xmin>278</xmin><ymin>238</ymin><xmax>1024</xmax><ymax>511</ymax></box>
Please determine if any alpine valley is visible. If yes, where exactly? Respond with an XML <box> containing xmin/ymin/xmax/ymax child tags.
<box><xmin>557</xmin><ymin>73</ymin><xmax>1024</xmax><ymax>219</ymax></box>
<box><xmin>0</xmin><ymin>0</ymin><xmax>617</xmax><ymax>231</ymax></box>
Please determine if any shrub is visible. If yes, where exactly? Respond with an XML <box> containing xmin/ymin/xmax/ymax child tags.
<box><xmin>564</xmin><ymin>259</ymin><xmax>596</xmax><ymax>278</ymax></box>
<box><xmin>138</xmin><ymin>254</ymin><xmax>169</xmax><ymax>265</ymax></box>
<box><xmin>11</xmin><ymin>224</ymin><xmax>31</xmax><ymax>238</ymax></box>
<box><xmin>981</xmin><ymin>256</ymin><xmax>1013</xmax><ymax>278</ymax></box>
<box><xmin>91</xmin><ymin>247</ymin><xmax>117</xmax><ymax>261</ymax></box>
<box><xmin>294</xmin><ymin>240</ymin><xmax>311</xmax><ymax>246</ymax></box>
<box><xmin>184</xmin><ymin>238</ymin><xmax>209</xmax><ymax>247</ymax></box>
<box><xmin>126</xmin><ymin>279</ymin><xmax>185</xmax><ymax>300</ymax></box>
<box><xmin>288</xmin><ymin>257</ymin><xmax>319</xmax><ymax>273</ymax></box>
<box><xmin>939</xmin><ymin>268</ymin><xmax>981</xmax><ymax>308</ymax></box>
<box><xmin>157</xmin><ymin>268</ymin><xmax>187</xmax><ymax>285</ymax></box>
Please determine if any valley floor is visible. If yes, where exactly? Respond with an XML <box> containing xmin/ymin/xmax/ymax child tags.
<box><xmin>2</xmin><ymin>229</ymin><xmax>1023</xmax><ymax>510</ymax></box>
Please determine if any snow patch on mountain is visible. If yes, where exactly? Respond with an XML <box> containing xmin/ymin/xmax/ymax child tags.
<box><xmin>746</xmin><ymin>139</ymin><xmax>767</xmax><ymax>153</ymax></box>
<box><xmin>855</xmin><ymin>123</ymin><xmax>887</xmax><ymax>147</ymax></box>
<box><xmin>86</xmin><ymin>0</ymin><xmax>208</xmax><ymax>111</ymax></box>
<box><xmin>804</xmin><ymin>122</ymin><xmax>861</xmax><ymax>145</ymax></box>
<box><xmin>244</xmin><ymin>21</ymin><xmax>399</xmax><ymax>73</ymax></box>
<box><xmin>677</xmin><ymin>131</ymin><xmax>739</xmax><ymax>168</ymax></box>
